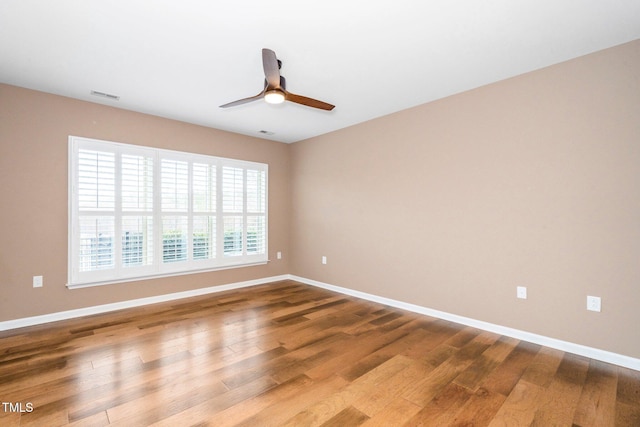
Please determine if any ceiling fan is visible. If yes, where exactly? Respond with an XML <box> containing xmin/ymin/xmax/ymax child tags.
<box><xmin>220</xmin><ymin>48</ymin><xmax>335</xmax><ymax>111</ymax></box>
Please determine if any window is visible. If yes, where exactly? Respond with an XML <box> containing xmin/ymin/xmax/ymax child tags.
<box><xmin>68</xmin><ymin>136</ymin><xmax>268</xmax><ymax>288</ymax></box>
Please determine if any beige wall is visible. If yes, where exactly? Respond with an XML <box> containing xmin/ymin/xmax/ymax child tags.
<box><xmin>290</xmin><ymin>40</ymin><xmax>640</xmax><ymax>358</ymax></box>
<box><xmin>0</xmin><ymin>84</ymin><xmax>291</xmax><ymax>320</ymax></box>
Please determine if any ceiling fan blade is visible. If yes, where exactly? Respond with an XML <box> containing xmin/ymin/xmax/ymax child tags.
<box><xmin>262</xmin><ymin>48</ymin><xmax>281</xmax><ymax>88</ymax></box>
<box><xmin>219</xmin><ymin>91</ymin><xmax>264</xmax><ymax>108</ymax></box>
<box><xmin>285</xmin><ymin>92</ymin><xmax>335</xmax><ymax>111</ymax></box>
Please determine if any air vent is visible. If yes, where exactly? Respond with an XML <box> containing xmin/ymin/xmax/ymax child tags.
<box><xmin>258</xmin><ymin>130</ymin><xmax>275</xmax><ymax>136</ymax></box>
<box><xmin>90</xmin><ymin>90</ymin><xmax>120</xmax><ymax>101</ymax></box>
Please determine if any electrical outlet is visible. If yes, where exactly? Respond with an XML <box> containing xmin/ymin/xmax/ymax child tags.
<box><xmin>587</xmin><ymin>295</ymin><xmax>601</xmax><ymax>312</ymax></box>
<box><xmin>33</xmin><ymin>275</ymin><xmax>43</xmax><ymax>288</ymax></box>
<box><xmin>517</xmin><ymin>286</ymin><xmax>527</xmax><ymax>299</ymax></box>
<box><xmin>322</xmin><ymin>256</ymin><xmax>327</xmax><ymax>265</ymax></box>
<box><xmin>277</xmin><ymin>251</ymin><xmax>282</xmax><ymax>260</ymax></box>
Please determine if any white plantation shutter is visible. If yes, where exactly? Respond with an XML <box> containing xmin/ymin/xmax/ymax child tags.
<box><xmin>161</xmin><ymin>159</ymin><xmax>189</xmax><ymax>211</ymax></box>
<box><xmin>160</xmin><ymin>159</ymin><xmax>189</xmax><ymax>267</ymax></box>
<box><xmin>76</xmin><ymin>150</ymin><xmax>116</xmax><ymax>277</ymax></box>
<box><xmin>78</xmin><ymin>216</ymin><xmax>114</xmax><ymax>271</ymax></box>
<box><xmin>222</xmin><ymin>166</ymin><xmax>243</xmax><ymax>257</ymax></box>
<box><xmin>161</xmin><ymin>216</ymin><xmax>188</xmax><ymax>263</ymax></box>
<box><xmin>247</xmin><ymin>169</ymin><xmax>266</xmax><ymax>213</ymax></box>
<box><xmin>78</xmin><ymin>149</ymin><xmax>115</xmax><ymax>210</ymax></box>
<box><xmin>121</xmin><ymin>154</ymin><xmax>153</xmax><ymax>211</ymax></box>
<box><xmin>247</xmin><ymin>169</ymin><xmax>266</xmax><ymax>255</ymax></box>
<box><xmin>121</xmin><ymin>154</ymin><xmax>154</xmax><ymax>269</ymax></box>
<box><xmin>193</xmin><ymin>215</ymin><xmax>215</xmax><ymax>260</ymax></box>
<box><xmin>222</xmin><ymin>166</ymin><xmax>243</xmax><ymax>212</ymax></box>
<box><xmin>193</xmin><ymin>163</ymin><xmax>216</xmax><ymax>212</ymax></box>
<box><xmin>122</xmin><ymin>216</ymin><xmax>153</xmax><ymax>267</ymax></box>
<box><xmin>69</xmin><ymin>136</ymin><xmax>268</xmax><ymax>288</ymax></box>
<box><xmin>193</xmin><ymin>163</ymin><xmax>216</xmax><ymax>261</ymax></box>
<box><xmin>247</xmin><ymin>216</ymin><xmax>266</xmax><ymax>255</ymax></box>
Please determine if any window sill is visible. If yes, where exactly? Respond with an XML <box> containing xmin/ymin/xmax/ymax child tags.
<box><xmin>66</xmin><ymin>261</ymin><xmax>268</xmax><ymax>289</ymax></box>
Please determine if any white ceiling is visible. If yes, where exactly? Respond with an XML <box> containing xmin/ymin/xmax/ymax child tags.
<box><xmin>1</xmin><ymin>1</ymin><xmax>639</xmax><ymax>144</ymax></box>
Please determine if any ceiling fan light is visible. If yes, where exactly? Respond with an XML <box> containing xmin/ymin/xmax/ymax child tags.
<box><xmin>264</xmin><ymin>90</ymin><xmax>285</xmax><ymax>104</ymax></box>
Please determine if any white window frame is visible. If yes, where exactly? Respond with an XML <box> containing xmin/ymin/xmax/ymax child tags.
<box><xmin>68</xmin><ymin>136</ymin><xmax>268</xmax><ymax>289</ymax></box>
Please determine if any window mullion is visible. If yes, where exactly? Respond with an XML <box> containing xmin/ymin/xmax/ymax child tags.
<box><xmin>243</xmin><ymin>168</ymin><xmax>248</xmax><ymax>257</ymax></box>
<box><xmin>113</xmin><ymin>149</ymin><xmax>123</xmax><ymax>275</ymax></box>
<box><xmin>216</xmin><ymin>162</ymin><xmax>224</xmax><ymax>262</ymax></box>
<box><xmin>188</xmin><ymin>160</ymin><xmax>194</xmax><ymax>264</ymax></box>
<box><xmin>153</xmin><ymin>151</ymin><xmax>162</xmax><ymax>275</ymax></box>
<box><xmin>69</xmin><ymin>141</ymin><xmax>79</xmax><ymax>284</ymax></box>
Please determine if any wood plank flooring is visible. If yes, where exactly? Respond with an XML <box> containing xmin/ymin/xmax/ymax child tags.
<box><xmin>1</xmin><ymin>280</ymin><xmax>639</xmax><ymax>426</ymax></box>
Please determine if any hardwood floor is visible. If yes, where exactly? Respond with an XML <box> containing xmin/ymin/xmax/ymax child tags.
<box><xmin>1</xmin><ymin>280</ymin><xmax>639</xmax><ymax>426</ymax></box>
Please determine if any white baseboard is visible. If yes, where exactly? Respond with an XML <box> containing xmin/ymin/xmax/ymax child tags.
<box><xmin>290</xmin><ymin>275</ymin><xmax>640</xmax><ymax>372</ymax></box>
<box><xmin>0</xmin><ymin>275</ymin><xmax>290</xmax><ymax>332</ymax></box>
<box><xmin>2</xmin><ymin>273</ymin><xmax>638</xmax><ymax>371</ymax></box>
